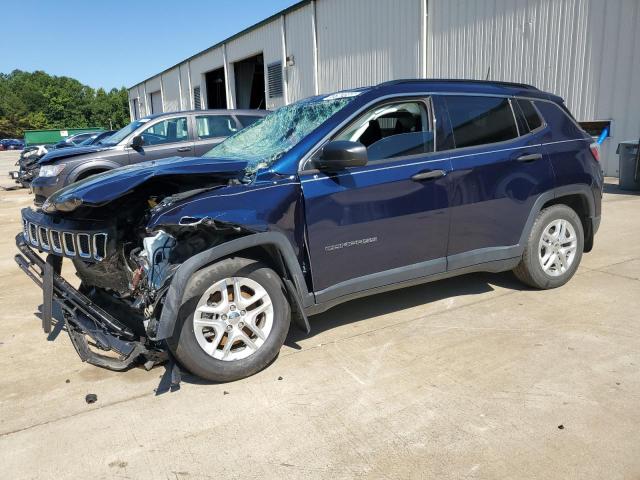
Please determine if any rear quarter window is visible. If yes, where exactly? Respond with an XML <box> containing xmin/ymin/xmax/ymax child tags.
<box><xmin>517</xmin><ymin>99</ymin><xmax>543</xmax><ymax>131</ymax></box>
<box><xmin>533</xmin><ymin>101</ymin><xmax>585</xmax><ymax>139</ymax></box>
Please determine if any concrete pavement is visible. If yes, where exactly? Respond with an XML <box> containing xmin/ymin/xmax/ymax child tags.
<box><xmin>0</xmin><ymin>150</ymin><xmax>638</xmax><ymax>479</ymax></box>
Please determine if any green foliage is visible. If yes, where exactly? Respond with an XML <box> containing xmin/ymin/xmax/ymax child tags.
<box><xmin>0</xmin><ymin>70</ymin><xmax>131</xmax><ymax>138</ymax></box>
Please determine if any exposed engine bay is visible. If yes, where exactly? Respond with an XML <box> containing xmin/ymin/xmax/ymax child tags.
<box><xmin>60</xmin><ymin>176</ymin><xmax>246</xmax><ymax>338</ymax></box>
<box><xmin>16</xmin><ymin>166</ymin><xmax>254</xmax><ymax>376</ymax></box>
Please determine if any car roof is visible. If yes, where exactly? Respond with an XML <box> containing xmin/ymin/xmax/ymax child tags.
<box><xmin>371</xmin><ymin>78</ymin><xmax>561</xmax><ymax>103</ymax></box>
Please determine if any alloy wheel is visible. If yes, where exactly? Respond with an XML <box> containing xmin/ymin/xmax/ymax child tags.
<box><xmin>538</xmin><ymin>219</ymin><xmax>578</xmax><ymax>276</ymax></box>
<box><xmin>193</xmin><ymin>276</ymin><xmax>274</xmax><ymax>361</ymax></box>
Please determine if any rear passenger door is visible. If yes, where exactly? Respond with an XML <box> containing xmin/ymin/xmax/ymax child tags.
<box><xmin>192</xmin><ymin>114</ymin><xmax>240</xmax><ymax>156</ymax></box>
<box><xmin>443</xmin><ymin>95</ymin><xmax>554</xmax><ymax>269</ymax></box>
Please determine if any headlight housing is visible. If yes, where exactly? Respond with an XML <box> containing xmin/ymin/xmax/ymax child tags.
<box><xmin>39</xmin><ymin>164</ymin><xmax>66</xmax><ymax>177</ymax></box>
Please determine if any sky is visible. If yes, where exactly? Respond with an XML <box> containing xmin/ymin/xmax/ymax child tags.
<box><xmin>0</xmin><ymin>0</ymin><xmax>300</xmax><ymax>90</ymax></box>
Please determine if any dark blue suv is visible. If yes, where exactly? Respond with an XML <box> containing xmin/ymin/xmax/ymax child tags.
<box><xmin>16</xmin><ymin>79</ymin><xmax>603</xmax><ymax>382</ymax></box>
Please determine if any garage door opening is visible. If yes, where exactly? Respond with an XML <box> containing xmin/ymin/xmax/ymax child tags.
<box><xmin>234</xmin><ymin>54</ymin><xmax>266</xmax><ymax>109</ymax></box>
<box><xmin>150</xmin><ymin>91</ymin><xmax>162</xmax><ymax>114</ymax></box>
<box><xmin>205</xmin><ymin>67</ymin><xmax>227</xmax><ymax>109</ymax></box>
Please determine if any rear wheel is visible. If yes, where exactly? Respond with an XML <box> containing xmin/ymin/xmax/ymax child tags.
<box><xmin>169</xmin><ymin>257</ymin><xmax>291</xmax><ymax>382</ymax></box>
<box><xmin>513</xmin><ymin>204</ymin><xmax>584</xmax><ymax>289</ymax></box>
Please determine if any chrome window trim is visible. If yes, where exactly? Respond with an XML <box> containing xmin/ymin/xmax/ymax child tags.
<box><xmin>513</xmin><ymin>98</ymin><xmax>548</xmax><ymax>135</ymax></box>
<box><xmin>508</xmin><ymin>98</ymin><xmax>521</xmax><ymax>137</ymax></box>
<box><xmin>296</xmin><ymin>91</ymin><xmax>566</xmax><ymax>173</ymax></box>
<box><xmin>321</xmin><ymin>96</ymin><xmax>436</xmax><ymax>167</ymax></box>
<box><xmin>300</xmin><ymin>137</ymin><xmax>588</xmax><ymax>184</ymax></box>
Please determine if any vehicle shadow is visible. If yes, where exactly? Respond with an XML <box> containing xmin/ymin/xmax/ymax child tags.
<box><xmin>603</xmin><ymin>181</ymin><xmax>640</xmax><ymax>196</ymax></box>
<box><xmin>285</xmin><ymin>270</ymin><xmax>529</xmax><ymax>347</ymax></box>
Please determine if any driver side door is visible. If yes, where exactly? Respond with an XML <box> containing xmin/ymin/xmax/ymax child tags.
<box><xmin>300</xmin><ymin>97</ymin><xmax>452</xmax><ymax>301</ymax></box>
<box><xmin>127</xmin><ymin>116</ymin><xmax>194</xmax><ymax>164</ymax></box>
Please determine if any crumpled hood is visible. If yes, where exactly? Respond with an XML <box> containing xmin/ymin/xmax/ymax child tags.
<box><xmin>43</xmin><ymin>156</ymin><xmax>249</xmax><ymax>212</ymax></box>
<box><xmin>38</xmin><ymin>145</ymin><xmax>111</xmax><ymax>164</ymax></box>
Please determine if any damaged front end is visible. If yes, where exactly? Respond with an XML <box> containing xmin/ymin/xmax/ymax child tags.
<box><xmin>15</xmin><ymin>157</ymin><xmax>251</xmax><ymax>372</ymax></box>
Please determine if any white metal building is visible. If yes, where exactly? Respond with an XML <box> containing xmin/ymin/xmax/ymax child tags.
<box><xmin>128</xmin><ymin>0</ymin><xmax>640</xmax><ymax>176</ymax></box>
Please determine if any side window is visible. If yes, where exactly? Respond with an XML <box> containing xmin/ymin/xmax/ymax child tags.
<box><xmin>334</xmin><ymin>101</ymin><xmax>434</xmax><ymax>162</ymax></box>
<box><xmin>196</xmin><ymin>115</ymin><xmax>237</xmax><ymax>139</ymax></box>
<box><xmin>445</xmin><ymin>96</ymin><xmax>519</xmax><ymax>149</ymax></box>
<box><xmin>141</xmin><ymin>117</ymin><xmax>189</xmax><ymax>145</ymax></box>
<box><xmin>237</xmin><ymin>115</ymin><xmax>263</xmax><ymax>128</ymax></box>
<box><xmin>517</xmin><ymin>99</ymin><xmax>543</xmax><ymax>131</ymax></box>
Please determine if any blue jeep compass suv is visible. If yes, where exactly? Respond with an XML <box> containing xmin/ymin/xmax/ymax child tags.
<box><xmin>16</xmin><ymin>79</ymin><xmax>603</xmax><ymax>382</ymax></box>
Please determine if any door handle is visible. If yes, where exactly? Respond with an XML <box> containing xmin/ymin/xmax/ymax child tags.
<box><xmin>516</xmin><ymin>153</ymin><xmax>542</xmax><ymax>162</ymax></box>
<box><xmin>177</xmin><ymin>146</ymin><xmax>192</xmax><ymax>152</ymax></box>
<box><xmin>411</xmin><ymin>169</ymin><xmax>446</xmax><ymax>181</ymax></box>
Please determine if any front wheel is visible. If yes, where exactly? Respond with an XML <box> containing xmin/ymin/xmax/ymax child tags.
<box><xmin>513</xmin><ymin>204</ymin><xmax>584</xmax><ymax>289</ymax></box>
<box><xmin>168</xmin><ymin>257</ymin><xmax>291</xmax><ymax>382</ymax></box>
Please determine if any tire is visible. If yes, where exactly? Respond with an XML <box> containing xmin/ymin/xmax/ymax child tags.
<box><xmin>168</xmin><ymin>257</ymin><xmax>291</xmax><ymax>382</ymax></box>
<box><xmin>513</xmin><ymin>204</ymin><xmax>584</xmax><ymax>289</ymax></box>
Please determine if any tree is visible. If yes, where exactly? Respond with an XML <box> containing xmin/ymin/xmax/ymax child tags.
<box><xmin>0</xmin><ymin>70</ymin><xmax>131</xmax><ymax>138</ymax></box>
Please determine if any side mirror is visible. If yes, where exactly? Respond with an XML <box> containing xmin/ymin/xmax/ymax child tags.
<box><xmin>130</xmin><ymin>134</ymin><xmax>144</xmax><ymax>149</ymax></box>
<box><xmin>316</xmin><ymin>140</ymin><xmax>368</xmax><ymax>171</ymax></box>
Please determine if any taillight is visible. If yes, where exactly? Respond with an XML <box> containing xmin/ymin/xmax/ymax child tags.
<box><xmin>589</xmin><ymin>142</ymin><xmax>600</xmax><ymax>162</ymax></box>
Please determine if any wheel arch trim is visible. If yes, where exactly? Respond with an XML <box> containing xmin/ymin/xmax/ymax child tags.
<box><xmin>518</xmin><ymin>184</ymin><xmax>595</xmax><ymax>248</ymax></box>
<box><xmin>154</xmin><ymin>232</ymin><xmax>310</xmax><ymax>340</ymax></box>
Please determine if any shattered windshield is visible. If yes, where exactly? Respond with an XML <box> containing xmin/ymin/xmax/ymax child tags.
<box><xmin>204</xmin><ymin>94</ymin><xmax>358</xmax><ymax>171</ymax></box>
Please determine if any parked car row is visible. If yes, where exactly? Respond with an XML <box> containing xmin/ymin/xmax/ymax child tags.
<box><xmin>29</xmin><ymin>109</ymin><xmax>266</xmax><ymax>204</ymax></box>
<box><xmin>11</xmin><ymin>131</ymin><xmax>117</xmax><ymax>187</ymax></box>
<box><xmin>0</xmin><ymin>139</ymin><xmax>25</xmax><ymax>150</ymax></box>
<box><xmin>14</xmin><ymin>80</ymin><xmax>603</xmax><ymax>384</ymax></box>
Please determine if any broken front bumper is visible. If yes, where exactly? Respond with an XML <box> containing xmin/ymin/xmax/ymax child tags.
<box><xmin>14</xmin><ymin>234</ymin><xmax>165</xmax><ymax>371</ymax></box>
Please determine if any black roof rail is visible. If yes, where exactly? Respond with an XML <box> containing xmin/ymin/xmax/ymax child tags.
<box><xmin>378</xmin><ymin>78</ymin><xmax>539</xmax><ymax>91</ymax></box>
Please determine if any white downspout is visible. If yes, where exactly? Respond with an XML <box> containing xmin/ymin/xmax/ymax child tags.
<box><xmin>281</xmin><ymin>14</ymin><xmax>289</xmax><ymax>105</ymax></box>
<box><xmin>187</xmin><ymin>60</ymin><xmax>193</xmax><ymax>109</ymax></box>
<box><xmin>177</xmin><ymin>64</ymin><xmax>183</xmax><ymax>110</ymax></box>
<box><xmin>421</xmin><ymin>0</ymin><xmax>428</xmax><ymax>78</ymax></box>
<box><xmin>311</xmin><ymin>0</ymin><xmax>319</xmax><ymax>95</ymax></box>
<box><xmin>159</xmin><ymin>74</ymin><xmax>165</xmax><ymax>112</ymax></box>
<box><xmin>223</xmin><ymin>44</ymin><xmax>233</xmax><ymax>109</ymax></box>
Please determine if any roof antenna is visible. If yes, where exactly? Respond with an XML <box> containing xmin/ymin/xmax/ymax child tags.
<box><xmin>485</xmin><ymin>66</ymin><xmax>491</xmax><ymax>80</ymax></box>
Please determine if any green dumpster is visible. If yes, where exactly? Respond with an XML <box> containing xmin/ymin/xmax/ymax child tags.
<box><xmin>23</xmin><ymin>128</ymin><xmax>104</xmax><ymax>147</ymax></box>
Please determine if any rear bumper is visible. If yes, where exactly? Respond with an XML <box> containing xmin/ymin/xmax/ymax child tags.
<box><xmin>14</xmin><ymin>234</ymin><xmax>165</xmax><ymax>371</ymax></box>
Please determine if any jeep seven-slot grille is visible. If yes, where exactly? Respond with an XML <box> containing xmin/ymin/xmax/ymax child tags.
<box><xmin>23</xmin><ymin>221</ymin><xmax>108</xmax><ymax>261</ymax></box>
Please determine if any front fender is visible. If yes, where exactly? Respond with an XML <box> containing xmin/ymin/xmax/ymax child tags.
<box><xmin>66</xmin><ymin>159</ymin><xmax>122</xmax><ymax>183</ymax></box>
<box><xmin>153</xmin><ymin>232</ymin><xmax>311</xmax><ymax>341</ymax></box>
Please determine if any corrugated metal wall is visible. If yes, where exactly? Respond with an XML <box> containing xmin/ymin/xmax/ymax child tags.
<box><xmin>427</xmin><ymin>0</ymin><xmax>640</xmax><ymax>176</ymax></box>
<box><xmin>315</xmin><ymin>0</ymin><xmax>423</xmax><ymax>93</ymax></box>
<box><xmin>226</xmin><ymin>21</ymin><xmax>284</xmax><ymax>109</ymax></box>
<box><xmin>284</xmin><ymin>3</ymin><xmax>316</xmax><ymax>102</ymax></box>
<box><xmin>128</xmin><ymin>0</ymin><xmax>639</xmax><ymax>175</ymax></box>
<box><xmin>161</xmin><ymin>68</ymin><xmax>180</xmax><ymax>113</ymax></box>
